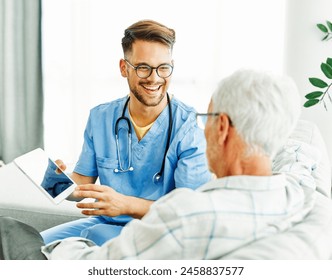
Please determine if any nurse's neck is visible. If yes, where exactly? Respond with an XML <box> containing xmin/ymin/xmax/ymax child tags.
<box><xmin>128</xmin><ymin>94</ymin><xmax>168</xmax><ymax>127</ymax></box>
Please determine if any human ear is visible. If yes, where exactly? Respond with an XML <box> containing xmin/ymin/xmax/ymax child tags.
<box><xmin>217</xmin><ymin>114</ymin><xmax>231</xmax><ymax>145</ymax></box>
<box><xmin>119</xmin><ymin>59</ymin><xmax>128</xmax><ymax>78</ymax></box>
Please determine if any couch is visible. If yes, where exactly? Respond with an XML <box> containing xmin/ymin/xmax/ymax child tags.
<box><xmin>0</xmin><ymin>162</ymin><xmax>84</xmax><ymax>231</ymax></box>
<box><xmin>0</xmin><ymin>119</ymin><xmax>331</xmax><ymax>243</ymax></box>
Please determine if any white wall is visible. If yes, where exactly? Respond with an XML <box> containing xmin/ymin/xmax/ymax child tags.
<box><xmin>284</xmin><ymin>0</ymin><xmax>332</xmax><ymax>162</ymax></box>
<box><xmin>42</xmin><ymin>0</ymin><xmax>286</xmax><ymax>162</ymax></box>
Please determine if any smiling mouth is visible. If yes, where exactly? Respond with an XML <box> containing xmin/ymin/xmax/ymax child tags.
<box><xmin>142</xmin><ymin>84</ymin><xmax>162</xmax><ymax>92</ymax></box>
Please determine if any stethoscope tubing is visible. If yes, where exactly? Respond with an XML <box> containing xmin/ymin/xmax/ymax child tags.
<box><xmin>114</xmin><ymin>93</ymin><xmax>172</xmax><ymax>183</ymax></box>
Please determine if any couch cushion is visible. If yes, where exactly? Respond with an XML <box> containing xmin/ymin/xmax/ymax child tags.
<box><xmin>0</xmin><ymin>163</ymin><xmax>84</xmax><ymax>231</ymax></box>
<box><xmin>288</xmin><ymin>120</ymin><xmax>331</xmax><ymax>198</ymax></box>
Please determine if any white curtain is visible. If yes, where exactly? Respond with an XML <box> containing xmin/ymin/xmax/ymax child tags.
<box><xmin>42</xmin><ymin>0</ymin><xmax>286</xmax><ymax>163</ymax></box>
<box><xmin>0</xmin><ymin>0</ymin><xmax>44</xmax><ymax>163</ymax></box>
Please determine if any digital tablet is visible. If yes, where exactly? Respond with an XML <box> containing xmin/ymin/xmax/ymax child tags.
<box><xmin>13</xmin><ymin>148</ymin><xmax>77</xmax><ymax>204</ymax></box>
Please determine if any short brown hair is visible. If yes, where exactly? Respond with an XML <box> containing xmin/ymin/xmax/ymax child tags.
<box><xmin>121</xmin><ymin>20</ymin><xmax>176</xmax><ymax>55</ymax></box>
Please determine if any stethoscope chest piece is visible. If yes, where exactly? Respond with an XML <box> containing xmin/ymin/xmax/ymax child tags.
<box><xmin>152</xmin><ymin>172</ymin><xmax>162</xmax><ymax>184</ymax></box>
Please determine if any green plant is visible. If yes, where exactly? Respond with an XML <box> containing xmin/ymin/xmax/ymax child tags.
<box><xmin>304</xmin><ymin>20</ymin><xmax>332</xmax><ymax>110</ymax></box>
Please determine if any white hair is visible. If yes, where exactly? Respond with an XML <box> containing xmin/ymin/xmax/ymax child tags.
<box><xmin>212</xmin><ymin>69</ymin><xmax>301</xmax><ymax>158</ymax></box>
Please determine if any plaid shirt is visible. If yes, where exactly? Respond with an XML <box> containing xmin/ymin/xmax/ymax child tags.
<box><xmin>42</xmin><ymin>139</ymin><xmax>319</xmax><ymax>259</ymax></box>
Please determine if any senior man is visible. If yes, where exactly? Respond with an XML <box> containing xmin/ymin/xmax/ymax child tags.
<box><xmin>0</xmin><ymin>69</ymin><xmax>320</xmax><ymax>259</ymax></box>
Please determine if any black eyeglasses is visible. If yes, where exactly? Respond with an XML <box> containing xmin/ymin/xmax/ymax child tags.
<box><xmin>124</xmin><ymin>59</ymin><xmax>173</xmax><ymax>79</ymax></box>
<box><xmin>196</xmin><ymin>113</ymin><xmax>219</xmax><ymax>129</ymax></box>
<box><xmin>196</xmin><ymin>113</ymin><xmax>233</xmax><ymax>129</ymax></box>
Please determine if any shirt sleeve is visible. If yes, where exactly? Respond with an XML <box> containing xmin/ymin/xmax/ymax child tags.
<box><xmin>73</xmin><ymin>112</ymin><xmax>98</xmax><ymax>177</ymax></box>
<box><xmin>173</xmin><ymin>123</ymin><xmax>212</xmax><ymax>189</ymax></box>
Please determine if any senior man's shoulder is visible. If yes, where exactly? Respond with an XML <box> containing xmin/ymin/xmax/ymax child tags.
<box><xmin>150</xmin><ymin>182</ymin><xmax>215</xmax><ymax>215</ymax></box>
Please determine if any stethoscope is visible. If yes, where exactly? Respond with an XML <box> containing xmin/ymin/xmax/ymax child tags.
<box><xmin>114</xmin><ymin>93</ymin><xmax>173</xmax><ymax>183</ymax></box>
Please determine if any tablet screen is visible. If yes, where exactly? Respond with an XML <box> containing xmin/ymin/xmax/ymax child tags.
<box><xmin>13</xmin><ymin>148</ymin><xmax>77</xmax><ymax>204</ymax></box>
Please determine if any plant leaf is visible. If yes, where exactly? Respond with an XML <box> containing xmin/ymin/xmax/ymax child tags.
<box><xmin>321</xmin><ymin>63</ymin><xmax>332</xmax><ymax>78</ymax></box>
<box><xmin>327</xmin><ymin>57</ymin><xmax>332</xmax><ymax>67</ymax></box>
<box><xmin>322</xmin><ymin>34</ymin><xmax>329</xmax><ymax>41</ymax></box>
<box><xmin>327</xmin><ymin>21</ymin><xmax>332</xmax><ymax>31</ymax></box>
<box><xmin>309</xmin><ymin>77</ymin><xmax>328</xmax><ymax>88</ymax></box>
<box><xmin>305</xmin><ymin>91</ymin><xmax>324</xmax><ymax>99</ymax></box>
<box><xmin>303</xmin><ymin>99</ymin><xmax>320</xmax><ymax>107</ymax></box>
<box><xmin>317</xmin><ymin>23</ymin><xmax>328</xmax><ymax>33</ymax></box>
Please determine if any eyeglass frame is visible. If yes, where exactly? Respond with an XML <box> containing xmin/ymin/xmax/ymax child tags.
<box><xmin>196</xmin><ymin>113</ymin><xmax>233</xmax><ymax>129</ymax></box>
<box><xmin>124</xmin><ymin>59</ymin><xmax>174</xmax><ymax>79</ymax></box>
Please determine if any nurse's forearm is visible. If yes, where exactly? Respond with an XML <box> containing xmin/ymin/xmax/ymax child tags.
<box><xmin>126</xmin><ymin>196</ymin><xmax>154</xmax><ymax>219</ymax></box>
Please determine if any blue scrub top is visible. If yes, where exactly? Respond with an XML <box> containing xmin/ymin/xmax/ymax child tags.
<box><xmin>74</xmin><ymin>96</ymin><xmax>212</xmax><ymax>224</ymax></box>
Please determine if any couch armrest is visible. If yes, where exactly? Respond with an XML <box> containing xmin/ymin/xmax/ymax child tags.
<box><xmin>0</xmin><ymin>163</ymin><xmax>84</xmax><ymax>231</ymax></box>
